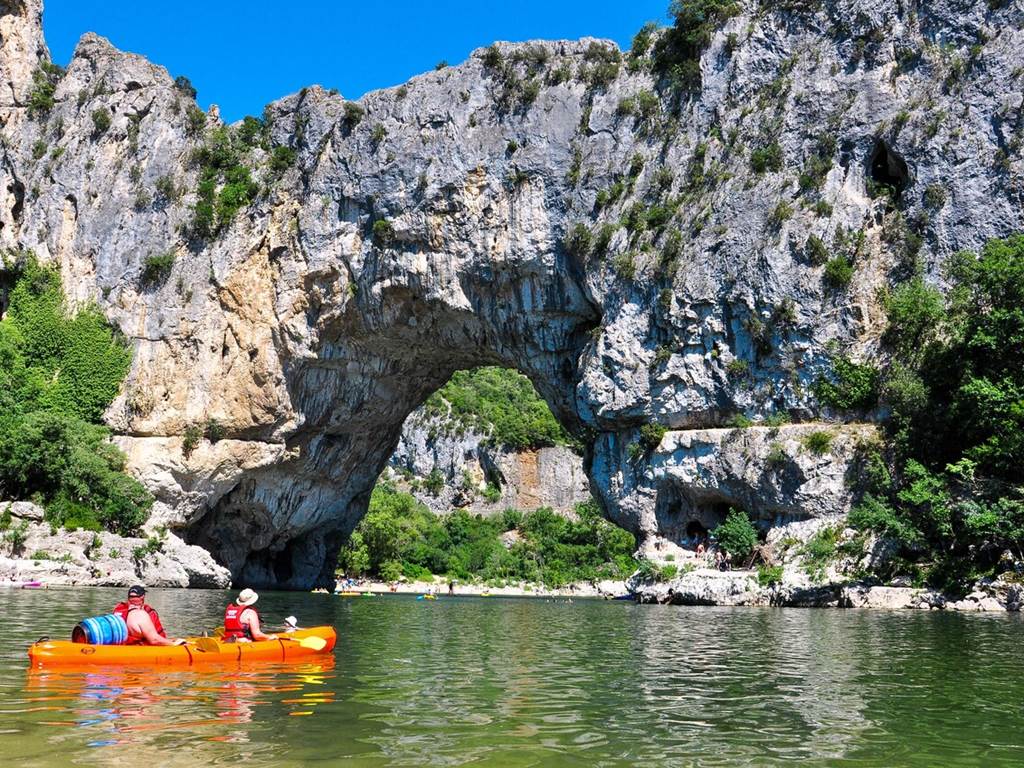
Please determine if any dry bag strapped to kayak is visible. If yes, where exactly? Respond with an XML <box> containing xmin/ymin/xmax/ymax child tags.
<box><xmin>71</xmin><ymin>614</ymin><xmax>129</xmax><ymax>645</ymax></box>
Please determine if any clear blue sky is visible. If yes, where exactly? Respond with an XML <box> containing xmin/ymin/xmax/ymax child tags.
<box><xmin>42</xmin><ymin>1</ymin><xmax>671</xmax><ymax>123</ymax></box>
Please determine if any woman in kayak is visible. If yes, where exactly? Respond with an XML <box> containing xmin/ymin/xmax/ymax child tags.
<box><xmin>223</xmin><ymin>589</ymin><xmax>277</xmax><ymax>642</ymax></box>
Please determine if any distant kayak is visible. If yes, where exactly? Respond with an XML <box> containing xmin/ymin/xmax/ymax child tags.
<box><xmin>417</xmin><ymin>594</ymin><xmax>438</xmax><ymax>601</ymax></box>
<box><xmin>337</xmin><ymin>591</ymin><xmax>361</xmax><ymax>597</ymax></box>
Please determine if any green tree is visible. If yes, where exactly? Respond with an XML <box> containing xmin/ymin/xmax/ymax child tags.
<box><xmin>336</xmin><ymin>486</ymin><xmax>637</xmax><ymax>586</ymax></box>
<box><xmin>652</xmin><ymin>1</ymin><xmax>740</xmax><ymax>92</ymax></box>
<box><xmin>714</xmin><ymin>508</ymin><xmax>757</xmax><ymax>562</ymax></box>
<box><xmin>848</xmin><ymin>234</ymin><xmax>1024</xmax><ymax>590</ymax></box>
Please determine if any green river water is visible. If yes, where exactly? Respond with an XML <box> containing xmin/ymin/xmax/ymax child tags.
<box><xmin>0</xmin><ymin>587</ymin><xmax>1021</xmax><ymax>767</ymax></box>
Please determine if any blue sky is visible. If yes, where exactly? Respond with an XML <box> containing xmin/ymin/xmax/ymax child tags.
<box><xmin>42</xmin><ymin>1</ymin><xmax>671</xmax><ymax>123</ymax></box>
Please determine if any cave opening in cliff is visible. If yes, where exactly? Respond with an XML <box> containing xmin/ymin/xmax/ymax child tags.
<box><xmin>868</xmin><ymin>138</ymin><xmax>910</xmax><ymax>198</ymax></box>
<box><xmin>685</xmin><ymin>520</ymin><xmax>709</xmax><ymax>539</ymax></box>
<box><xmin>654</xmin><ymin>479</ymin><xmax>741</xmax><ymax>552</ymax></box>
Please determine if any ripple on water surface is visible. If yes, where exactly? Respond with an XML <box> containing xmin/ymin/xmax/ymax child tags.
<box><xmin>1</xmin><ymin>587</ymin><xmax>1022</xmax><ymax>767</ymax></box>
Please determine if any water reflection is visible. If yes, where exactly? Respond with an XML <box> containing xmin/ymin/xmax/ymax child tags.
<box><xmin>19</xmin><ymin>660</ymin><xmax>335</xmax><ymax>763</ymax></box>
<box><xmin>2</xmin><ymin>589</ymin><xmax>1024</xmax><ymax>767</ymax></box>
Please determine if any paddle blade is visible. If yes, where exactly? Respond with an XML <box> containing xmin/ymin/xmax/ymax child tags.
<box><xmin>195</xmin><ymin>637</ymin><xmax>220</xmax><ymax>653</ymax></box>
<box><xmin>282</xmin><ymin>635</ymin><xmax>327</xmax><ymax>651</ymax></box>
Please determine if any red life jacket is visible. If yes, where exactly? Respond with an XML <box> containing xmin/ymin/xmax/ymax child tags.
<box><xmin>223</xmin><ymin>603</ymin><xmax>259</xmax><ymax>640</ymax></box>
<box><xmin>113</xmin><ymin>602</ymin><xmax>167</xmax><ymax>645</ymax></box>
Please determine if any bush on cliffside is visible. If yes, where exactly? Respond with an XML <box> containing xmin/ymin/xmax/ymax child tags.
<box><xmin>652</xmin><ymin>1</ymin><xmax>740</xmax><ymax>93</ymax></box>
<box><xmin>0</xmin><ymin>254</ymin><xmax>149</xmax><ymax>535</ymax></box>
<box><xmin>423</xmin><ymin>367</ymin><xmax>575</xmax><ymax>451</ymax></box>
<box><xmin>27</xmin><ymin>62</ymin><xmax>63</xmax><ymax>118</ymax></box>
<box><xmin>189</xmin><ymin>127</ymin><xmax>260</xmax><ymax>239</ymax></box>
<box><xmin>713</xmin><ymin>508</ymin><xmax>758</xmax><ymax>562</ymax></box>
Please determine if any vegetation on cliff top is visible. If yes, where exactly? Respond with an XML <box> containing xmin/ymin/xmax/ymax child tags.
<box><xmin>338</xmin><ymin>482</ymin><xmax>637</xmax><ymax>587</ymax></box>
<box><xmin>422</xmin><ymin>367</ymin><xmax>576</xmax><ymax>452</ymax></box>
<box><xmin>0</xmin><ymin>253</ymin><xmax>149</xmax><ymax>536</ymax></box>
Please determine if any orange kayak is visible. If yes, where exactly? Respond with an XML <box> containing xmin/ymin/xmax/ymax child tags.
<box><xmin>27</xmin><ymin>626</ymin><xmax>337</xmax><ymax>667</ymax></box>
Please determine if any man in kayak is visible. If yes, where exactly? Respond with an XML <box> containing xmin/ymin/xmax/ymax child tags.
<box><xmin>223</xmin><ymin>588</ymin><xmax>277</xmax><ymax>642</ymax></box>
<box><xmin>113</xmin><ymin>585</ymin><xmax>186</xmax><ymax>646</ymax></box>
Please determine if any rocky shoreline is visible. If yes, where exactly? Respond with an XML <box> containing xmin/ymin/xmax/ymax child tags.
<box><xmin>629</xmin><ymin>569</ymin><xmax>1023</xmax><ymax>613</ymax></box>
<box><xmin>332</xmin><ymin>578</ymin><xmax>629</xmax><ymax>600</ymax></box>
<box><xmin>344</xmin><ymin>572</ymin><xmax>1024</xmax><ymax>612</ymax></box>
<box><xmin>0</xmin><ymin>502</ymin><xmax>230</xmax><ymax>588</ymax></box>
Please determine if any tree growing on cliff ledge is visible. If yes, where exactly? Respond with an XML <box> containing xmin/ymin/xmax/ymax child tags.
<box><xmin>653</xmin><ymin>1</ymin><xmax>740</xmax><ymax>93</ymax></box>
<box><xmin>714</xmin><ymin>508</ymin><xmax>758</xmax><ymax>563</ymax></box>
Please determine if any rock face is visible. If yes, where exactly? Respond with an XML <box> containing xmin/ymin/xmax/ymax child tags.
<box><xmin>0</xmin><ymin>502</ymin><xmax>231</xmax><ymax>587</ymax></box>
<box><xmin>1</xmin><ymin>1</ymin><xmax>1022</xmax><ymax>587</ymax></box>
<box><xmin>388</xmin><ymin>411</ymin><xmax>590</xmax><ymax>514</ymax></box>
<box><xmin>612</xmin><ymin>424</ymin><xmax>877</xmax><ymax>561</ymax></box>
<box><xmin>0</xmin><ymin>0</ymin><xmax>47</xmax><ymax>109</ymax></box>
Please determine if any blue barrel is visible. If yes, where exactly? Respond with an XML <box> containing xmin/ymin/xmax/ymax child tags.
<box><xmin>71</xmin><ymin>614</ymin><xmax>129</xmax><ymax>645</ymax></box>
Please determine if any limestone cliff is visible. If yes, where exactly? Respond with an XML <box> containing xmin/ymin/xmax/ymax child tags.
<box><xmin>388</xmin><ymin>409</ymin><xmax>590</xmax><ymax>515</ymax></box>
<box><xmin>1</xmin><ymin>0</ymin><xmax>1021</xmax><ymax>587</ymax></box>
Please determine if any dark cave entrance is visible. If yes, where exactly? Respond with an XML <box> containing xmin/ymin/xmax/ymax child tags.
<box><xmin>868</xmin><ymin>138</ymin><xmax>910</xmax><ymax>198</ymax></box>
<box><xmin>685</xmin><ymin>520</ymin><xmax>709</xmax><ymax>540</ymax></box>
<box><xmin>654</xmin><ymin>481</ymin><xmax>737</xmax><ymax>551</ymax></box>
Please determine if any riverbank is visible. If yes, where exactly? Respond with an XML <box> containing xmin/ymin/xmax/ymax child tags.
<box><xmin>629</xmin><ymin>516</ymin><xmax>1024</xmax><ymax>613</ymax></box>
<box><xmin>629</xmin><ymin>567</ymin><xmax>1024</xmax><ymax>612</ymax></box>
<box><xmin>328</xmin><ymin>571</ymin><xmax>1024</xmax><ymax>612</ymax></box>
<box><xmin>0</xmin><ymin>502</ymin><xmax>230</xmax><ymax>588</ymax></box>
<box><xmin>4</xmin><ymin>497</ymin><xmax>1020</xmax><ymax>612</ymax></box>
<box><xmin>330</xmin><ymin>577</ymin><xmax>628</xmax><ymax>599</ymax></box>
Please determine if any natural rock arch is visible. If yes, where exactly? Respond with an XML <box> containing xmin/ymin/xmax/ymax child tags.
<box><xmin>184</xmin><ymin>248</ymin><xmax>600</xmax><ymax>588</ymax></box>
<box><xmin>1</xmin><ymin>0</ymin><xmax>1021</xmax><ymax>587</ymax></box>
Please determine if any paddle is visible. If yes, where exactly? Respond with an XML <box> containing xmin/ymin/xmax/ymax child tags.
<box><xmin>281</xmin><ymin>635</ymin><xmax>327</xmax><ymax>651</ymax></box>
<box><xmin>194</xmin><ymin>637</ymin><xmax>221</xmax><ymax>653</ymax></box>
